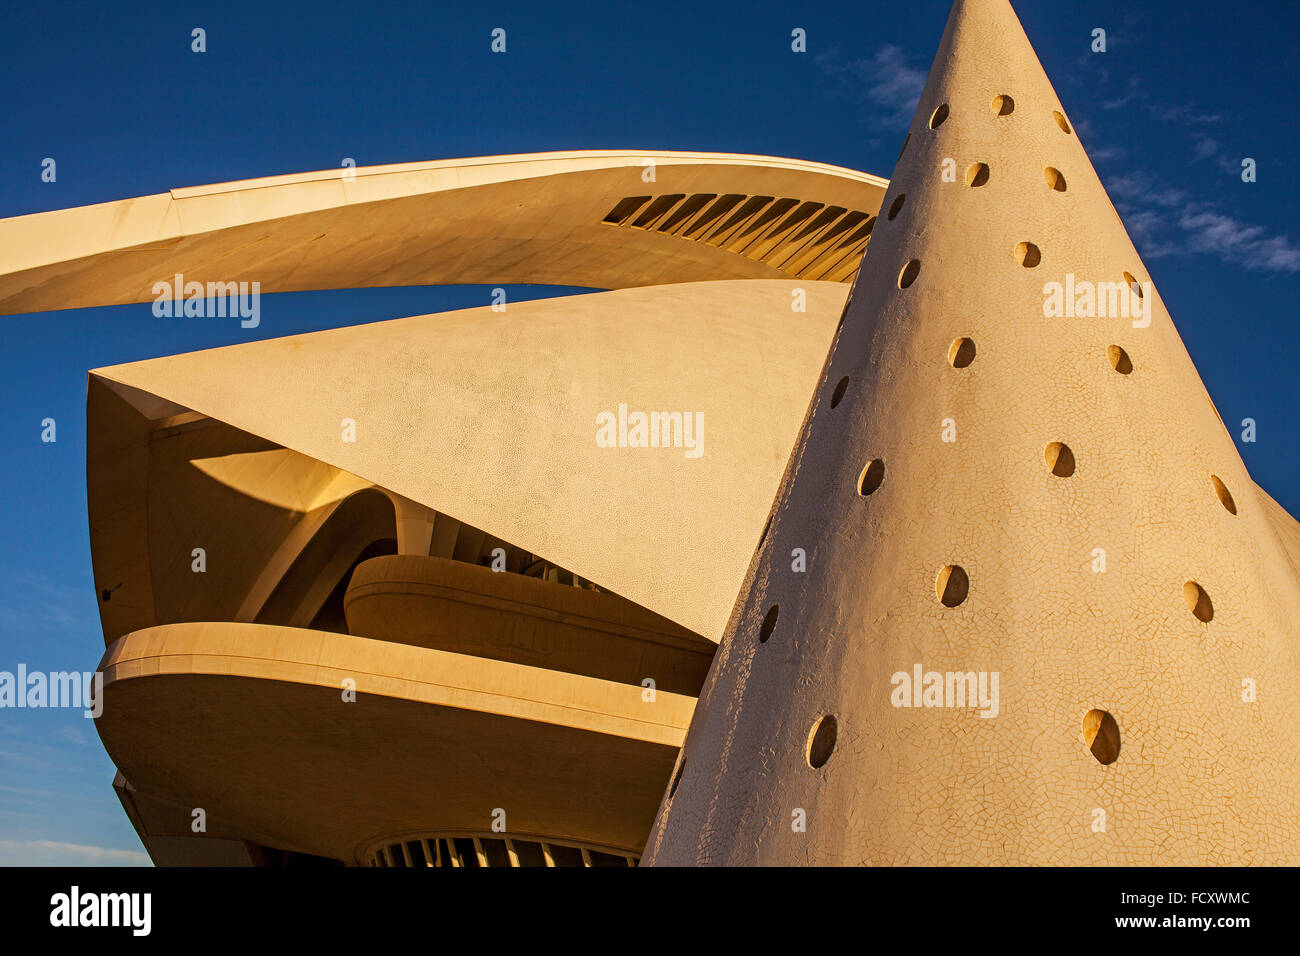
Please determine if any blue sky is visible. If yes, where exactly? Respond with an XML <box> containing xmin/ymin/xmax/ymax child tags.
<box><xmin>0</xmin><ymin>0</ymin><xmax>1295</xmax><ymax>864</ymax></box>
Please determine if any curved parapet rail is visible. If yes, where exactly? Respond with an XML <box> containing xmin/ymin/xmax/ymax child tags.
<box><xmin>345</xmin><ymin>555</ymin><xmax>714</xmax><ymax>696</ymax></box>
<box><xmin>95</xmin><ymin>621</ymin><xmax>695</xmax><ymax>863</ymax></box>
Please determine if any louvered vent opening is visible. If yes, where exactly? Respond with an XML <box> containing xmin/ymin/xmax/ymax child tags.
<box><xmin>600</xmin><ymin>192</ymin><xmax>877</xmax><ymax>281</ymax></box>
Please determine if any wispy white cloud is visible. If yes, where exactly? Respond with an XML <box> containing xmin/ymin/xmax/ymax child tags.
<box><xmin>0</xmin><ymin>567</ymin><xmax>97</xmax><ymax>634</ymax></box>
<box><xmin>1189</xmin><ymin>133</ymin><xmax>1247</xmax><ymax>176</ymax></box>
<box><xmin>1180</xmin><ymin>211</ymin><xmax>1300</xmax><ymax>272</ymax></box>
<box><xmin>1066</xmin><ymin>66</ymin><xmax>1289</xmax><ymax>273</ymax></box>
<box><xmin>1101</xmin><ymin>75</ymin><xmax>1143</xmax><ymax>111</ymax></box>
<box><xmin>0</xmin><ymin>839</ymin><xmax>150</xmax><ymax>866</ymax></box>
<box><xmin>815</xmin><ymin>41</ymin><xmax>1292</xmax><ymax>276</ymax></box>
<box><xmin>1069</xmin><ymin>117</ymin><xmax>1129</xmax><ymax>163</ymax></box>
<box><xmin>1093</xmin><ymin>74</ymin><xmax>1220</xmax><ymax>124</ymax></box>
<box><xmin>815</xmin><ymin>44</ymin><xmax>927</xmax><ymax>127</ymax></box>
<box><xmin>0</xmin><ymin>783</ymin><xmax>62</xmax><ymax>802</ymax></box>
<box><xmin>1122</xmin><ymin>209</ymin><xmax>1182</xmax><ymax>259</ymax></box>
<box><xmin>1105</xmin><ymin>170</ymin><xmax>1300</xmax><ymax>272</ymax></box>
<box><xmin>1106</xmin><ymin>173</ymin><xmax>1186</xmax><ymax>208</ymax></box>
<box><xmin>1149</xmin><ymin>102</ymin><xmax>1222</xmax><ymax>125</ymax></box>
<box><xmin>1088</xmin><ymin>144</ymin><xmax>1129</xmax><ymax>163</ymax></box>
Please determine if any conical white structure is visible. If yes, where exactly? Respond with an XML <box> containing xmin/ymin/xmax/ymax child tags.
<box><xmin>644</xmin><ymin>0</ymin><xmax>1300</xmax><ymax>865</ymax></box>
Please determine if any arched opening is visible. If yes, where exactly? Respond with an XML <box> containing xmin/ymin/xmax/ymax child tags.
<box><xmin>256</xmin><ymin>489</ymin><xmax>398</xmax><ymax>632</ymax></box>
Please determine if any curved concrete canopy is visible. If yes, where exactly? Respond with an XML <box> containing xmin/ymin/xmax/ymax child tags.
<box><xmin>0</xmin><ymin>150</ymin><xmax>887</xmax><ymax>314</ymax></box>
<box><xmin>87</xmin><ymin>276</ymin><xmax>1300</xmax><ymax>647</ymax></box>
<box><xmin>89</xmin><ymin>279</ymin><xmax>851</xmax><ymax>642</ymax></box>
<box><xmin>95</xmin><ymin>622</ymin><xmax>694</xmax><ymax>861</ymax></box>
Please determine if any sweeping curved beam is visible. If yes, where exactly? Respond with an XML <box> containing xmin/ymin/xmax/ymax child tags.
<box><xmin>0</xmin><ymin>150</ymin><xmax>887</xmax><ymax>314</ymax></box>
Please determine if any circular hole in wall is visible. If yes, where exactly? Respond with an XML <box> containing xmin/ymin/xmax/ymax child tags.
<box><xmin>1083</xmin><ymin>709</ymin><xmax>1120</xmax><ymax>765</ymax></box>
<box><xmin>948</xmin><ymin>337</ymin><xmax>977</xmax><ymax>368</ymax></box>
<box><xmin>1045</xmin><ymin>442</ymin><xmax>1076</xmax><ymax>477</ymax></box>
<box><xmin>1107</xmin><ymin>345</ymin><xmax>1133</xmax><ymax>375</ymax></box>
<box><xmin>807</xmin><ymin>715</ymin><xmax>838</xmax><ymax>769</ymax></box>
<box><xmin>899</xmin><ymin>259</ymin><xmax>921</xmax><ymax>288</ymax></box>
<box><xmin>1184</xmin><ymin>581</ymin><xmax>1214</xmax><ymax>622</ymax></box>
<box><xmin>936</xmin><ymin>565</ymin><xmax>969</xmax><ymax>607</ymax></box>
<box><xmin>1015</xmin><ymin>242</ymin><xmax>1042</xmax><ymax>268</ymax></box>
<box><xmin>830</xmin><ymin>375</ymin><xmax>850</xmax><ymax>408</ymax></box>
<box><xmin>1210</xmin><ymin>475</ymin><xmax>1237</xmax><ymax>515</ymax></box>
<box><xmin>858</xmin><ymin>459</ymin><xmax>884</xmax><ymax>497</ymax></box>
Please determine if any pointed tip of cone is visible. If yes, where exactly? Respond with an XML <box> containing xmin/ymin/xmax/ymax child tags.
<box><xmin>646</xmin><ymin>0</ymin><xmax>1300</xmax><ymax>869</ymax></box>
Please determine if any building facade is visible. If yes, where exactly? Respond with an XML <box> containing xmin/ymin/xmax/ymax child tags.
<box><xmin>2</xmin><ymin>0</ymin><xmax>1295</xmax><ymax>867</ymax></box>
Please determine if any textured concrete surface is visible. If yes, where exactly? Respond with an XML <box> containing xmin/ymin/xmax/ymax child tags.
<box><xmin>645</xmin><ymin>0</ymin><xmax>1300</xmax><ymax>865</ymax></box>
<box><xmin>89</xmin><ymin>279</ymin><xmax>848</xmax><ymax>642</ymax></box>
